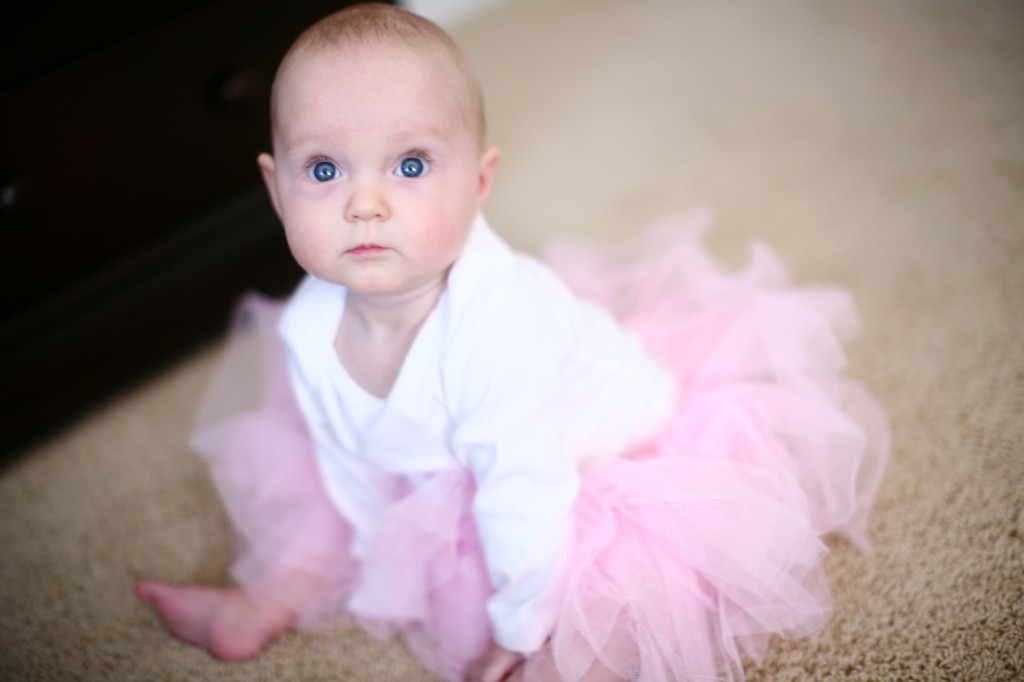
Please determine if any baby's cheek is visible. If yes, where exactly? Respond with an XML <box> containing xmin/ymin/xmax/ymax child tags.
<box><xmin>283</xmin><ymin>223</ymin><xmax>329</xmax><ymax>271</ymax></box>
<box><xmin>421</xmin><ymin>219</ymin><xmax>469</xmax><ymax>261</ymax></box>
<box><xmin>283</xmin><ymin>237</ymin><xmax>315</xmax><ymax>273</ymax></box>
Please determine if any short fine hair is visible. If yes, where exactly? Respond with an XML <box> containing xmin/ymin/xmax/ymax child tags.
<box><xmin>270</xmin><ymin>3</ymin><xmax>486</xmax><ymax>145</ymax></box>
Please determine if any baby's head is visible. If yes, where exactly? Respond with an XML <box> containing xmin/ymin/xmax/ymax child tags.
<box><xmin>270</xmin><ymin>3</ymin><xmax>487</xmax><ymax>150</ymax></box>
<box><xmin>257</xmin><ymin>4</ymin><xmax>500</xmax><ymax>296</ymax></box>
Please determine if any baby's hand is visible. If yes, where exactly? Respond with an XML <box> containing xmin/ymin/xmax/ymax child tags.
<box><xmin>464</xmin><ymin>640</ymin><xmax>524</xmax><ymax>682</ymax></box>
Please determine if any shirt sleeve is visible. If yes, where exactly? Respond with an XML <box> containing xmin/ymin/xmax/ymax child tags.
<box><xmin>445</xmin><ymin>268</ymin><xmax>580</xmax><ymax>653</ymax></box>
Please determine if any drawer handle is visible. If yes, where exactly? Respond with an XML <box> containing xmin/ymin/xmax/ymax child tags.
<box><xmin>208</xmin><ymin>68</ymin><xmax>265</xmax><ymax>113</ymax></box>
<box><xmin>0</xmin><ymin>174</ymin><xmax>40</xmax><ymax>228</ymax></box>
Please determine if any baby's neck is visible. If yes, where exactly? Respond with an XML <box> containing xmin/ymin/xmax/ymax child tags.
<box><xmin>335</xmin><ymin>276</ymin><xmax>448</xmax><ymax>398</ymax></box>
<box><xmin>343</xmin><ymin>277</ymin><xmax>447</xmax><ymax>338</ymax></box>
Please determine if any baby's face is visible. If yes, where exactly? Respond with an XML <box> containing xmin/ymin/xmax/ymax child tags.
<box><xmin>259</xmin><ymin>42</ymin><xmax>497</xmax><ymax>296</ymax></box>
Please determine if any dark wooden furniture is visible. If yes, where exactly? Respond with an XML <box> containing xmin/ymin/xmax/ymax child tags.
<box><xmin>1</xmin><ymin>1</ymin><xmax>379</xmax><ymax>456</ymax></box>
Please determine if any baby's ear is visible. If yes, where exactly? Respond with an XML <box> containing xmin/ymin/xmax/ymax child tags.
<box><xmin>477</xmin><ymin>145</ymin><xmax>501</xmax><ymax>203</ymax></box>
<box><xmin>257</xmin><ymin>153</ymin><xmax>282</xmax><ymax>217</ymax></box>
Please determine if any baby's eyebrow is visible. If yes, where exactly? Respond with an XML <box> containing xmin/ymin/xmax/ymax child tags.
<box><xmin>279</xmin><ymin>128</ymin><xmax>349</xmax><ymax>152</ymax></box>
<box><xmin>387</xmin><ymin>126</ymin><xmax>450</xmax><ymax>147</ymax></box>
<box><xmin>275</xmin><ymin>122</ymin><xmax>460</xmax><ymax>162</ymax></box>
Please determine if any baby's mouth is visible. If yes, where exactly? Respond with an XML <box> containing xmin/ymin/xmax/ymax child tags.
<box><xmin>347</xmin><ymin>244</ymin><xmax>388</xmax><ymax>257</ymax></box>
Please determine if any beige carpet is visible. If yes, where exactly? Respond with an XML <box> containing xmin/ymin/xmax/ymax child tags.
<box><xmin>2</xmin><ymin>0</ymin><xmax>1022</xmax><ymax>679</ymax></box>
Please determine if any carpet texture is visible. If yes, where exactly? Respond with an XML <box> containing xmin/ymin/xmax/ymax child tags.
<box><xmin>2</xmin><ymin>0</ymin><xmax>1022</xmax><ymax>679</ymax></box>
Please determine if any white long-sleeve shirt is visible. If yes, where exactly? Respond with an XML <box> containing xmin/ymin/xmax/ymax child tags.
<box><xmin>278</xmin><ymin>215</ymin><xmax>675</xmax><ymax>652</ymax></box>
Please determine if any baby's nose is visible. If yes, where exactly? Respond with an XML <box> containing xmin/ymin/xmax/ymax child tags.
<box><xmin>345</xmin><ymin>181</ymin><xmax>390</xmax><ymax>223</ymax></box>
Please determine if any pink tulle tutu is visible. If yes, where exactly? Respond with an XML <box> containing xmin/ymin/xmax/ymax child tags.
<box><xmin>190</xmin><ymin>213</ymin><xmax>888</xmax><ymax>681</ymax></box>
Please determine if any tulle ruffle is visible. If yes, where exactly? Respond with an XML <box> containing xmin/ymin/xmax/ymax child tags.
<box><xmin>189</xmin><ymin>213</ymin><xmax>888</xmax><ymax>681</ymax></box>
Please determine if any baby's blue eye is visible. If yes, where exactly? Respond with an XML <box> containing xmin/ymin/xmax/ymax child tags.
<box><xmin>396</xmin><ymin>157</ymin><xmax>428</xmax><ymax>178</ymax></box>
<box><xmin>309</xmin><ymin>161</ymin><xmax>338</xmax><ymax>182</ymax></box>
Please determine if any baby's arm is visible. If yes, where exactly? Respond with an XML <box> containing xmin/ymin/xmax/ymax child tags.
<box><xmin>447</xmin><ymin>288</ymin><xmax>579</xmax><ymax>655</ymax></box>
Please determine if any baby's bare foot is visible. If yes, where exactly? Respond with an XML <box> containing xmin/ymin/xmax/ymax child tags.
<box><xmin>134</xmin><ymin>581</ymin><xmax>296</xmax><ymax>661</ymax></box>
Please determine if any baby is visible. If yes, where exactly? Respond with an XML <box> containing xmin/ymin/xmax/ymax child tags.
<box><xmin>136</xmin><ymin>5</ymin><xmax>888</xmax><ymax>682</ymax></box>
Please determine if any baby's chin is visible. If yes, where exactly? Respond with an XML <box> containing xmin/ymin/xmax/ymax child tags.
<box><xmin>338</xmin><ymin>270</ymin><xmax>449</xmax><ymax>300</ymax></box>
